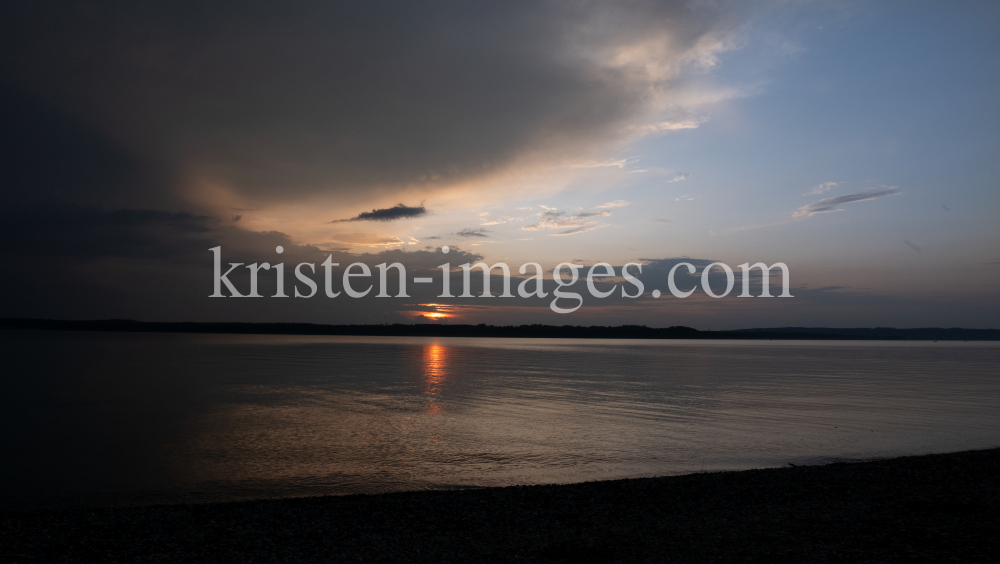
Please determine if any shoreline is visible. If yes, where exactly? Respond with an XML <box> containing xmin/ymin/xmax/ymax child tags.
<box><xmin>3</xmin><ymin>447</ymin><xmax>998</xmax><ymax>562</ymax></box>
<box><xmin>4</xmin><ymin>318</ymin><xmax>1000</xmax><ymax>340</ymax></box>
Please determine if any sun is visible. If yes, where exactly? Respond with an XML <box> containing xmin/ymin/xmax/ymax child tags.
<box><xmin>402</xmin><ymin>303</ymin><xmax>459</xmax><ymax>321</ymax></box>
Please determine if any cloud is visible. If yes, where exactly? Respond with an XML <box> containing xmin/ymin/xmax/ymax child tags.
<box><xmin>632</xmin><ymin>118</ymin><xmax>703</xmax><ymax>134</ymax></box>
<box><xmin>667</xmin><ymin>173</ymin><xmax>690</xmax><ymax>182</ymax></box>
<box><xmin>0</xmin><ymin>81</ymin><xmax>171</xmax><ymax>208</ymax></box>
<box><xmin>595</xmin><ymin>200</ymin><xmax>631</xmax><ymax>209</ymax></box>
<box><xmin>804</xmin><ymin>181</ymin><xmax>841</xmax><ymax>196</ymax></box>
<box><xmin>569</xmin><ymin>158</ymin><xmax>629</xmax><ymax>169</ymax></box>
<box><xmin>480</xmin><ymin>216</ymin><xmax>517</xmax><ymax>226</ymax></box>
<box><xmin>333</xmin><ymin>204</ymin><xmax>427</xmax><ymax>222</ymax></box>
<box><xmin>4</xmin><ymin>203</ymin><xmax>215</xmax><ymax>259</ymax></box>
<box><xmin>521</xmin><ymin>206</ymin><xmax>617</xmax><ymax>237</ymax></box>
<box><xmin>793</xmin><ymin>186</ymin><xmax>901</xmax><ymax>218</ymax></box>
<box><xmin>522</xmin><ymin>209</ymin><xmax>612</xmax><ymax>231</ymax></box>
<box><xmin>675</xmin><ymin>196</ymin><xmax>694</xmax><ymax>201</ymax></box>
<box><xmin>0</xmin><ymin>0</ymin><xmax>748</xmax><ymax>217</ymax></box>
<box><xmin>327</xmin><ymin>233</ymin><xmax>406</xmax><ymax>247</ymax></box>
<box><xmin>552</xmin><ymin>224</ymin><xmax>608</xmax><ymax>236</ymax></box>
<box><xmin>456</xmin><ymin>228</ymin><xmax>490</xmax><ymax>238</ymax></box>
<box><xmin>650</xmin><ymin>218</ymin><xmax>672</xmax><ymax>224</ymax></box>
<box><xmin>727</xmin><ymin>185</ymin><xmax>906</xmax><ymax>233</ymax></box>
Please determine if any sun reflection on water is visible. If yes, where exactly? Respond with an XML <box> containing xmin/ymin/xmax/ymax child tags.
<box><xmin>422</xmin><ymin>343</ymin><xmax>448</xmax><ymax>414</ymax></box>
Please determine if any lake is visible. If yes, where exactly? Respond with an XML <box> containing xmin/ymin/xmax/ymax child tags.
<box><xmin>2</xmin><ymin>330</ymin><xmax>998</xmax><ymax>509</ymax></box>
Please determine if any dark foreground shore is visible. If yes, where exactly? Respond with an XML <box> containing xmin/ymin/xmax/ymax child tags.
<box><xmin>2</xmin><ymin>449</ymin><xmax>998</xmax><ymax>563</ymax></box>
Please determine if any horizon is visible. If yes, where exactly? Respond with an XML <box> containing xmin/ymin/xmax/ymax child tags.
<box><xmin>5</xmin><ymin>318</ymin><xmax>1000</xmax><ymax>339</ymax></box>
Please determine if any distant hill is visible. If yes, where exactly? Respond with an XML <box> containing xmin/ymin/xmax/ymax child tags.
<box><xmin>2</xmin><ymin>318</ymin><xmax>998</xmax><ymax>340</ymax></box>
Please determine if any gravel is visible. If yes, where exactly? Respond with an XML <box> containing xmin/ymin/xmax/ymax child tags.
<box><xmin>2</xmin><ymin>447</ymin><xmax>998</xmax><ymax>563</ymax></box>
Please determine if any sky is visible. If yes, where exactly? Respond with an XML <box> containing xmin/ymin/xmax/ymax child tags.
<box><xmin>1</xmin><ymin>0</ymin><xmax>998</xmax><ymax>329</ymax></box>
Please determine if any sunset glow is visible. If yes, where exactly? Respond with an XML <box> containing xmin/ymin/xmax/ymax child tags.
<box><xmin>400</xmin><ymin>303</ymin><xmax>463</xmax><ymax>322</ymax></box>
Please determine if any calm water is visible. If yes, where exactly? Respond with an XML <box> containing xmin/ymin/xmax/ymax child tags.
<box><xmin>2</xmin><ymin>330</ymin><xmax>998</xmax><ymax>509</ymax></box>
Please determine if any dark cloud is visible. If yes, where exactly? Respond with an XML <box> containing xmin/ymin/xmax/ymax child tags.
<box><xmin>4</xmin><ymin>203</ymin><xmax>214</xmax><ymax>259</ymax></box>
<box><xmin>456</xmin><ymin>228</ymin><xmax>489</xmax><ymax>238</ymax></box>
<box><xmin>0</xmin><ymin>80</ymin><xmax>174</xmax><ymax>209</ymax></box>
<box><xmin>795</xmin><ymin>187</ymin><xmax>901</xmax><ymax>217</ymax></box>
<box><xmin>0</xmin><ymin>0</ymin><xmax>730</xmax><ymax>206</ymax></box>
<box><xmin>0</xmin><ymin>201</ymin><xmax>489</xmax><ymax>323</ymax></box>
<box><xmin>333</xmin><ymin>204</ymin><xmax>427</xmax><ymax>223</ymax></box>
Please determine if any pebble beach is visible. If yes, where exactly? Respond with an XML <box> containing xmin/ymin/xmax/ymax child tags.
<box><xmin>2</xmin><ymin>447</ymin><xmax>998</xmax><ymax>563</ymax></box>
